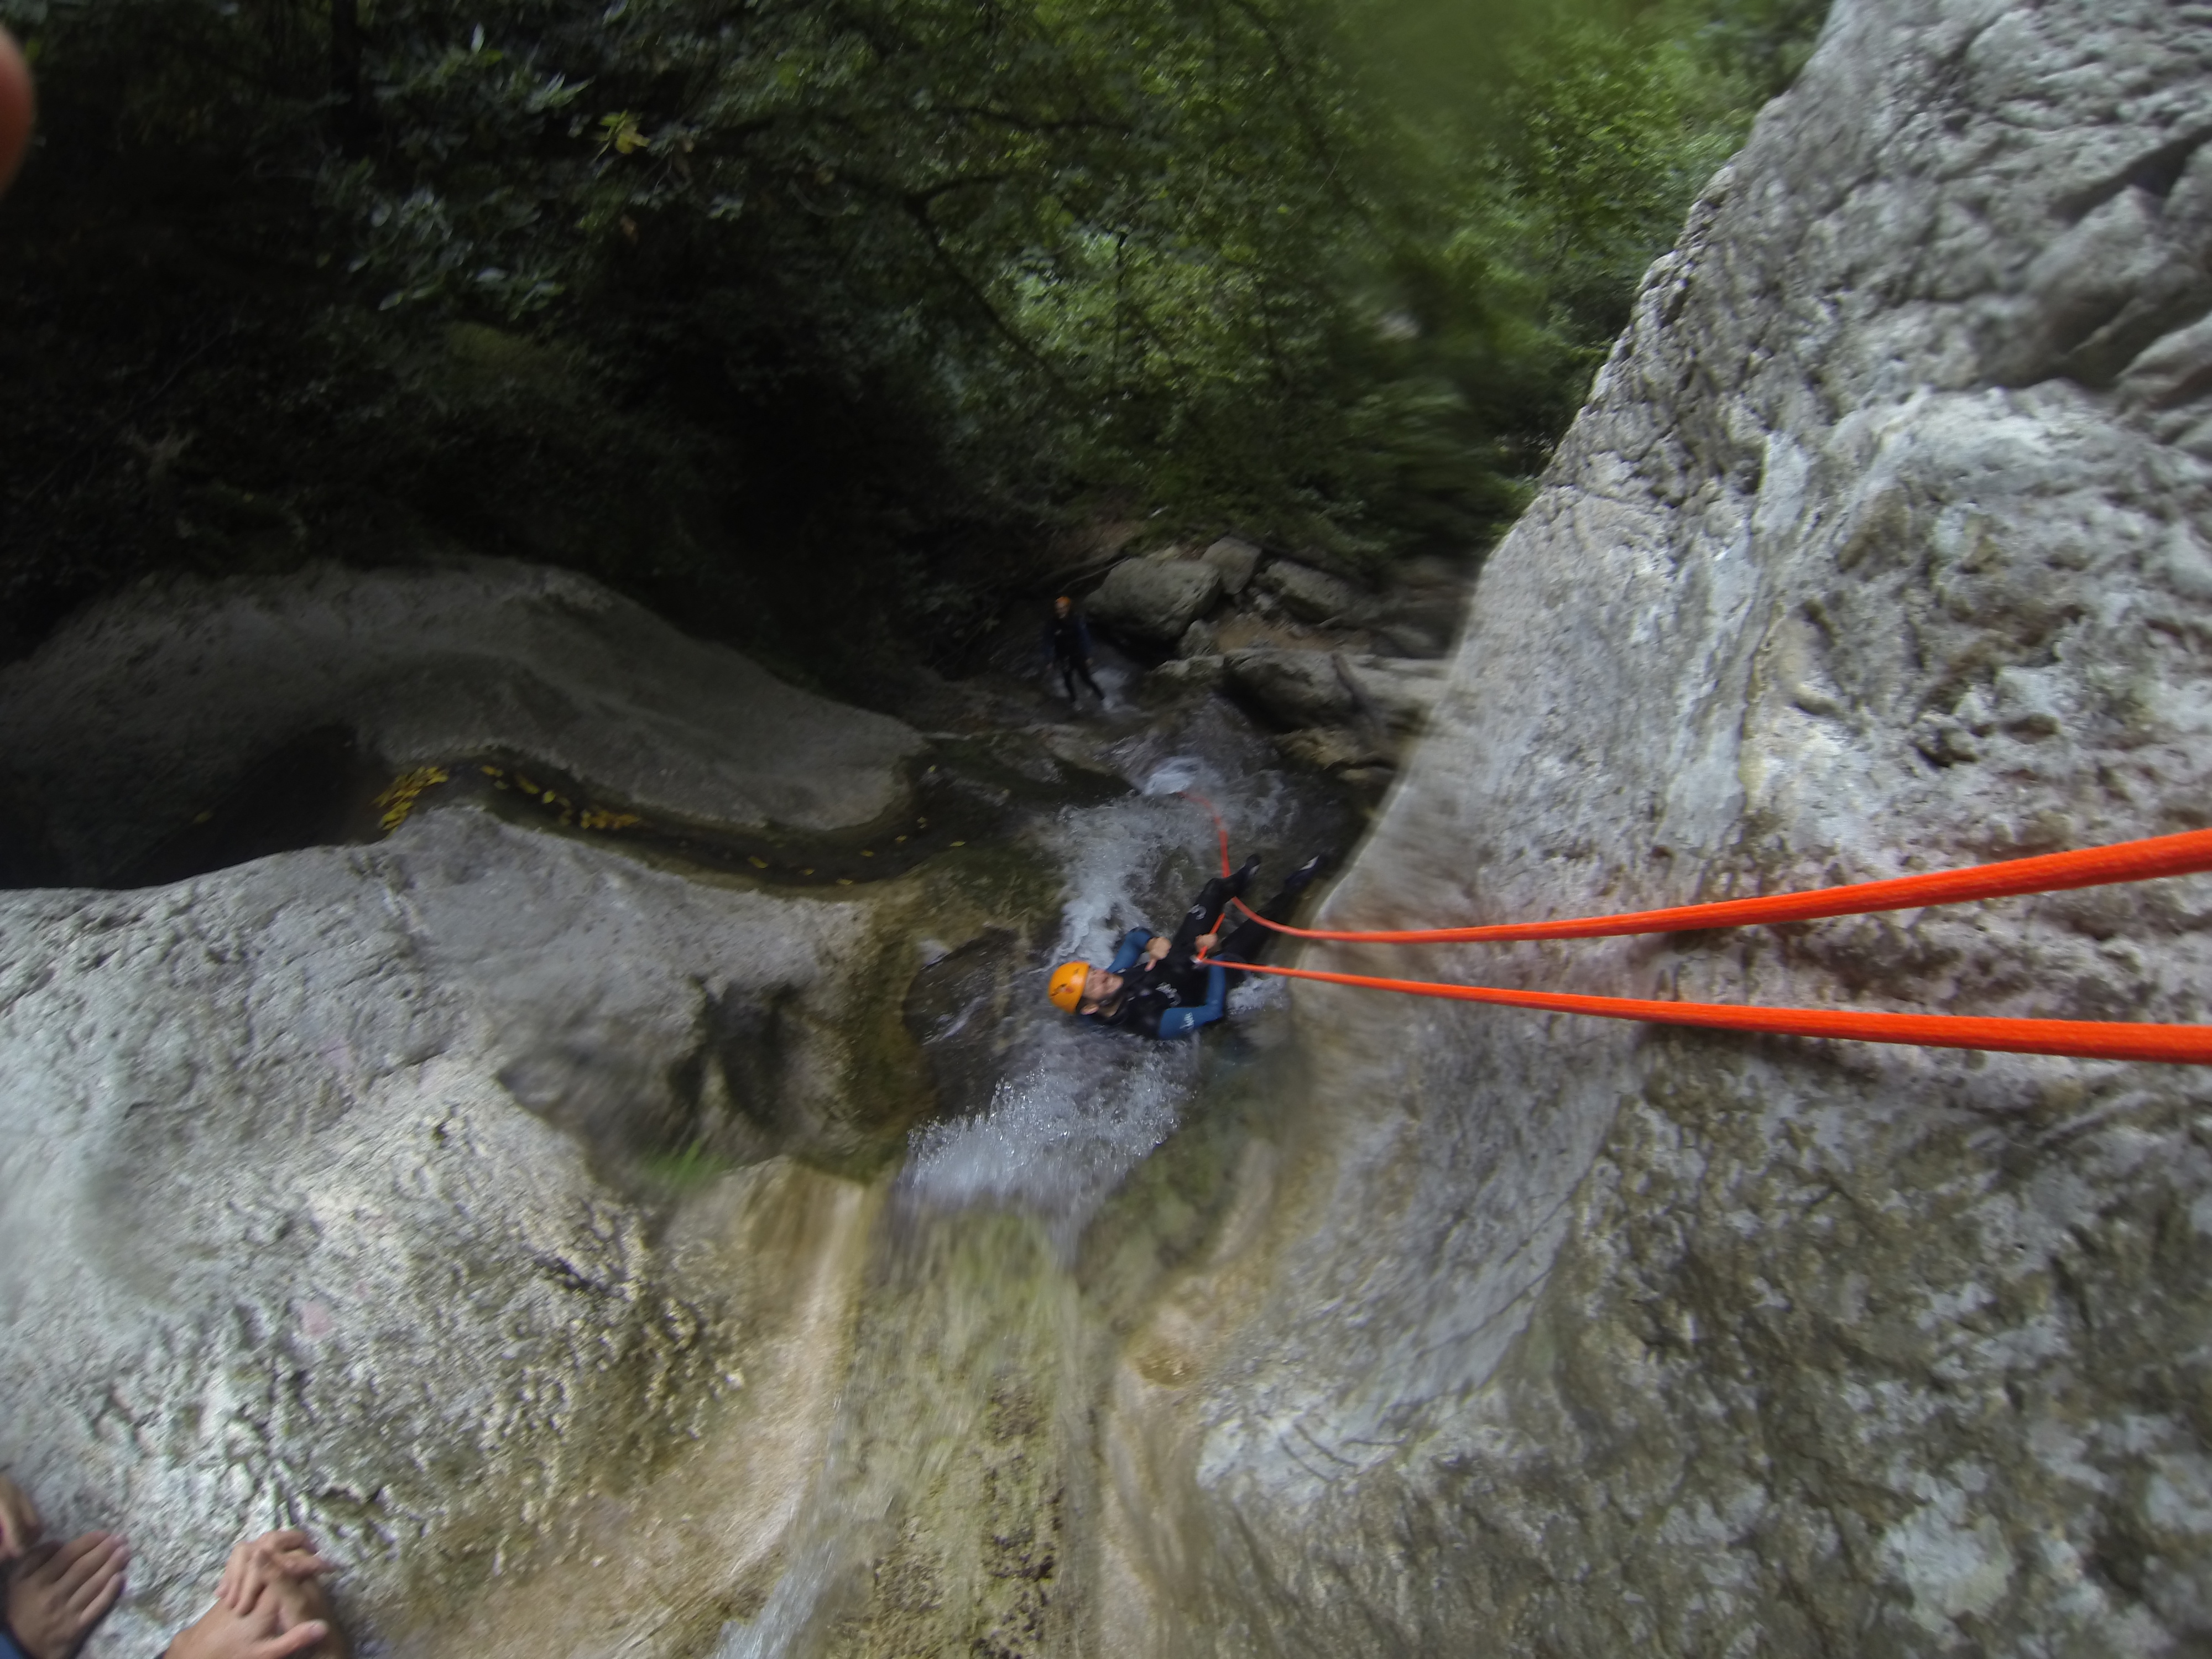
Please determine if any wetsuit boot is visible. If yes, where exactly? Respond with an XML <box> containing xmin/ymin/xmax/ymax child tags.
<box><xmin>1212</xmin><ymin>852</ymin><xmax>1333</xmax><ymax>981</ymax></box>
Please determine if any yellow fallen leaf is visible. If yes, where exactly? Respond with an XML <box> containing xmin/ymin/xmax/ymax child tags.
<box><xmin>748</xmin><ymin>857</ymin><xmax>768</xmax><ymax>869</ymax></box>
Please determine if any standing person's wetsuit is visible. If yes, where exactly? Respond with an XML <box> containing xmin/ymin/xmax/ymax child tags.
<box><xmin>1051</xmin><ymin>854</ymin><xmax>1326</xmax><ymax>1039</ymax></box>
<box><xmin>1044</xmin><ymin>596</ymin><xmax>1104</xmax><ymax>706</ymax></box>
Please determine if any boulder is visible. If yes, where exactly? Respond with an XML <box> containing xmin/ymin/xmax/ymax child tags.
<box><xmin>1272</xmin><ymin>727</ymin><xmax>1394</xmax><ymax>774</ymax></box>
<box><xmin>1368</xmin><ymin>591</ymin><xmax>1468</xmax><ymax>659</ymax></box>
<box><xmin>1085</xmin><ymin>550</ymin><xmax>1223</xmax><ymax>648</ymax></box>
<box><xmin>1254</xmin><ymin>557</ymin><xmax>1361</xmax><ymax>623</ymax></box>
<box><xmin>1139</xmin><ymin>654</ymin><xmax>1228</xmax><ymax>702</ymax></box>
<box><xmin>1223</xmin><ymin>648</ymin><xmax>1359</xmax><ymax>728</ymax></box>
<box><xmin>1176</xmin><ymin>617</ymin><xmax>1219</xmax><ymax>658</ymax></box>
<box><xmin>0</xmin><ymin>558</ymin><xmax>925</xmax><ymax>883</ymax></box>
<box><xmin>1344</xmin><ymin>654</ymin><xmax>1445</xmax><ymax>734</ymax></box>
<box><xmin>1225</xmin><ymin>649</ymin><xmax>1442</xmax><ymax>734</ymax></box>
<box><xmin>1198</xmin><ymin>535</ymin><xmax>1262</xmax><ymax>596</ymax></box>
<box><xmin>1107</xmin><ymin>3</ymin><xmax>2212</xmax><ymax>1655</ymax></box>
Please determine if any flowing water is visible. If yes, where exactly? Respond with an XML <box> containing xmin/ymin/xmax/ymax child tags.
<box><xmin>17</xmin><ymin>647</ymin><xmax>1358</xmax><ymax>1657</ymax></box>
<box><xmin>714</xmin><ymin>695</ymin><xmax>1352</xmax><ymax>1658</ymax></box>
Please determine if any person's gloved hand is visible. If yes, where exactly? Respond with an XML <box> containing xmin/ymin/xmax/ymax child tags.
<box><xmin>4</xmin><ymin>1531</ymin><xmax>130</xmax><ymax>1659</ymax></box>
<box><xmin>0</xmin><ymin>26</ymin><xmax>33</xmax><ymax>192</ymax></box>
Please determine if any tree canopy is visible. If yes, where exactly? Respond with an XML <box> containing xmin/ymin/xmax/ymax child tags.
<box><xmin>0</xmin><ymin>0</ymin><xmax>1824</xmax><ymax>677</ymax></box>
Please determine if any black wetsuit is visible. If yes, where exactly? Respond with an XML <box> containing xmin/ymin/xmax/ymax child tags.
<box><xmin>1092</xmin><ymin>859</ymin><xmax>1317</xmax><ymax>1039</ymax></box>
<box><xmin>1045</xmin><ymin>611</ymin><xmax>1103</xmax><ymax>702</ymax></box>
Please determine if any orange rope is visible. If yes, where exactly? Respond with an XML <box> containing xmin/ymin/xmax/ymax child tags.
<box><xmin>1232</xmin><ymin>826</ymin><xmax>2212</xmax><ymax>944</ymax></box>
<box><xmin>1172</xmin><ymin>794</ymin><xmax>2212</xmax><ymax>1063</ymax></box>
<box><xmin>1221</xmin><ymin>961</ymin><xmax>2212</xmax><ymax>1063</ymax></box>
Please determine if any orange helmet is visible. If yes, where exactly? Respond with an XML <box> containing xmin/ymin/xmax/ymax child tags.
<box><xmin>1047</xmin><ymin>961</ymin><xmax>1089</xmax><ymax>1014</ymax></box>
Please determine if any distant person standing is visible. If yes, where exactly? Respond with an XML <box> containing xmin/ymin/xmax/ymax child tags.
<box><xmin>1044</xmin><ymin>594</ymin><xmax>1103</xmax><ymax>708</ymax></box>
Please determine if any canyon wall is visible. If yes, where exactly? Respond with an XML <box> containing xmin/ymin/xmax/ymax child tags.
<box><xmin>1106</xmin><ymin>3</ymin><xmax>2212</xmax><ymax>1651</ymax></box>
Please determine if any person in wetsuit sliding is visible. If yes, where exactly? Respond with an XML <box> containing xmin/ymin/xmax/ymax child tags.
<box><xmin>1045</xmin><ymin>854</ymin><xmax>1328</xmax><ymax>1038</ymax></box>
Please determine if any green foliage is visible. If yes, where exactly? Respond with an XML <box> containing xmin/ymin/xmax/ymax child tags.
<box><xmin>0</xmin><ymin>0</ymin><xmax>1825</xmax><ymax>669</ymax></box>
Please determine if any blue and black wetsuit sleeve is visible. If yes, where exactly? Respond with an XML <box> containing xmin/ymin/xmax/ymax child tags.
<box><xmin>1155</xmin><ymin>965</ymin><xmax>1228</xmax><ymax>1039</ymax></box>
<box><xmin>2</xmin><ymin>1621</ymin><xmax>31</xmax><ymax>1659</ymax></box>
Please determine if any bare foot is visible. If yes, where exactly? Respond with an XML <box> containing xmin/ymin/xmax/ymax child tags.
<box><xmin>5</xmin><ymin>1532</ymin><xmax>130</xmax><ymax>1659</ymax></box>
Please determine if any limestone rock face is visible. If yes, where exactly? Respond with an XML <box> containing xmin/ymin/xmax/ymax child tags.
<box><xmin>0</xmin><ymin>558</ymin><xmax>924</xmax><ymax>882</ymax></box>
<box><xmin>0</xmin><ymin>806</ymin><xmax>913</xmax><ymax>1656</ymax></box>
<box><xmin>1088</xmin><ymin>551</ymin><xmax>1224</xmax><ymax>648</ymax></box>
<box><xmin>1108</xmin><ymin>4</ymin><xmax>2212</xmax><ymax>1654</ymax></box>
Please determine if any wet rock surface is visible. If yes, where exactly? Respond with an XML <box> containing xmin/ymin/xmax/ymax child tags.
<box><xmin>1066</xmin><ymin>543</ymin><xmax>1472</xmax><ymax>800</ymax></box>
<box><xmin>1220</xmin><ymin>649</ymin><xmax>1442</xmax><ymax>737</ymax></box>
<box><xmin>1106</xmin><ymin>2</ymin><xmax>2212</xmax><ymax>1654</ymax></box>
<box><xmin>0</xmin><ymin>557</ymin><xmax>925</xmax><ymax>884</ymax></box>
<box><xmin>0</xmin><ymin>532</ymin><xmax>1379</xmax><ymax>1657</ymax></box>
<box><xmin>0</xmin><ymin>805</ymin><xmax>914</xmax><ymax>1655</ymax></box>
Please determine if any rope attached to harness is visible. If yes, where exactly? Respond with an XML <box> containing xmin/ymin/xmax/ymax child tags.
<box><xmin>1173</xmin><ymin>793</ymin><xmax>2212</xmax><ymax>1063</ymax></box>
